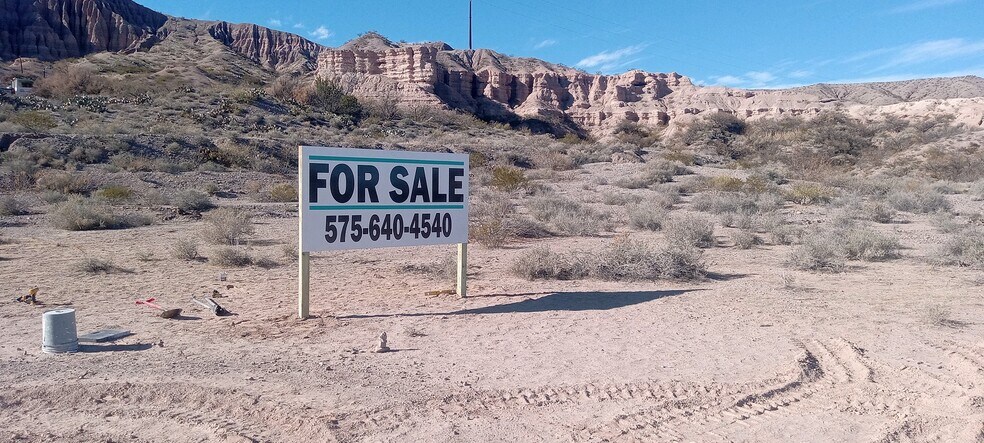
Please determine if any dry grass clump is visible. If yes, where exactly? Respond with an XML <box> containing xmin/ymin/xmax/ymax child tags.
<box><xmin>730</xmin><ymin>230</ymin><xmax>761</xmax><ymax>249</ymax></box>
<box><xmin>691</xmin><ymin>191</ymin><xmax>784</xmax><ymax>215</ymax></box>
<box><xmin>209</xmin><ymin>246</ymin><xmax>253</xmax><ymax>267</ymax></box>
<box><xmin>601</xmin><ymin>192</ymin><xmax>643</xmax><ymax>206</ymax></box>
<box><xmin>592</xmin><ymin>237</ymin><xmax>706</xmax><ymax>281</ymax></box>
<box><xmin>264</xmin><ymin>183</ymin><xmax>298</xmax><ymax>202</ymax></box>
<box><xmin>786</xmin><ymin>183</ymin><xmax>837</xmax><ymax>205</ymax></box>
<box><xmin>886</xmin><ymin>188</ymin><xmax>951</xmax><ymax>214</ymax></box>
<box><xmin>510</xmin><ymin>246</ymin><xmax>591</xmax><ymax>280</ymax></box>
<box><xmin>933</xmin><ymin>227</ymin><xmax>984</xmax><ymax>268</ymax></box>
<box><xmin>527</xmin><ymin>195</ymin><xmax>610</xmax><ymax>236</ymax></box>
<box><xmin>34</xmin><ymin>170</ymin><xmax>90</xmax><ymax>194</ymax></box>
<box><xmin>0</xmin><ymin>196</ymin><xmax>30</xmax><ymax>216</ymax></box>
<box><xmin>75</xmin><ymin>258</ymin><xmax>125</xmax><ymax>274</ymax></box>
<box><xmin>860</xmin><ymin>202</ymin><xmax>897</xmax><ymax>224</ymax></box>
<box><xmin>173</xmin><ymin>190</ymin><xmax>215</xmax><ymax>213</ymax></box>
<box><xmin>50</xmin><ymin>197</ymin><xmax>152</xmax><ymax>231</ymax></box>
<box><xmin>201</xmin><ymin>208</ymin><xmax>254</xmax><ymax>245</ymax></box>
<box><xmin>627</xmin><ymin>204</ymin><xmax>669</xmax><ymax>231</ymax></box>
<box><xmin>613</xmin><ymin>161</ymin><xmax>689</xmax><ymax>189</ymax></box>
<box><xmin>970</xmin><ymin>181</ymin><xmax>984</xmax><ymax>201</ymax></box>
<box><xmin>511</xmin><ymin>237</ymin><xmax>706</xmax><ymax>281</ymax></box>
<box><xmin>789</xmin><ymin>223</ymin><xmax>901</xmax><ymax>271</ymax></box>
<box><xmin>489</xmin><ymin>166</ymin><xmax>529</xmax><ymax>191</ymax></box>
<box><xmin>470</xmin><ymin>192</ymin><xmax>516</xmax><ymax>248</ymax></box>
<box><xmin>170</xmin><ymin>238</ymin><xmax>200</xmax><ymax>261</ymax></box>
<box><xmin>663</xmin><ymin>213</ymin><xmax>715</xmax><ymax>248</ymax></box>
<box><xmin>95</xmin><ymin>185</ymin><xmax>134</xmax><ymax>202</ymax></box>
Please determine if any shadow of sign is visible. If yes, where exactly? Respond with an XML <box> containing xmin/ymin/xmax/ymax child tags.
<box><xmin>340</xmin><ymin>289</ymin><xmax>700</xmax><ymax>319</ymax></box>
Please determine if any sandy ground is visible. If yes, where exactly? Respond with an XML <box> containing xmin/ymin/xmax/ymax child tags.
<box><xmin>1</xmin><ymin>165</ymin><xmax>983</xmax><ymax>442</ymax></box>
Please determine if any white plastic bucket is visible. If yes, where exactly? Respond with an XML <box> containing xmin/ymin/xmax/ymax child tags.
<box><xmin>42</xmin><ymin>308</ymin><xmax>79</xmax><ymax>354</ymax></box>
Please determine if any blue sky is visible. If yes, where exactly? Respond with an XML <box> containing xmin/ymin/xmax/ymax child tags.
<box><xmin>140</xmin><ymin>0</ymin><xmax>984</xmax><ymax>88</ymax></box>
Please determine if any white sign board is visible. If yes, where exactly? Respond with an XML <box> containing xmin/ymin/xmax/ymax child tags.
<box><xmin>299</xmin><ymin>146</ymin><xmax>469</xmax><ymax>252</ymax></box>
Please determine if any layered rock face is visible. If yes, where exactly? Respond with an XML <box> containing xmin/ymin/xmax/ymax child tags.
<box><xmin>316</xmin><ymin>34</ymin><xmax>692</xmax><ymax>130</ymax></box>
<box><xmin>0</xmin><ymin>0</ymin><xmax>167</xmax><ymax>59</ymax></box>
<box><xmin>317</xmin><ymin>34</ymin><xmax>984</xmax><ymax>134</ymax></box>
<box><xmin>206</xmin><ymin>22</ymin><xmax>322</xmax><ymax>72</ymax></box>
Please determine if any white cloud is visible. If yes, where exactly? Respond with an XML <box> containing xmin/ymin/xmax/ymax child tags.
<box><xmin>310</xmin><ymin>26</ymin><xmax>334</xmax><ymax>41</ymax></box>
<box><xmin>746</xmin><ymin>71</ymin><xmax>777</xmax><ymax>84</ymax></box>
<box><xmin>883</xmin><ymin>38</ymin><xmax>984</xmax><ymax>68</ymax></box>
<box><xmin>268</xmin><ymin>19</ymin><xmax>283</xmax><ymax>27</ymax></box>
<box><xmin>534</xmin><ymin>39</ymin><xmax>557</xmax><ymax>50</ymax></box>
<box><xmin>890</xmin><ymin>0</ymin><xmax>965</xmax><ymax>13</ymax></box>
<box><xmin>710</xmin><ymin>75</ymin><xmax>745</xmax><ymax>86</ymax></box>
<box><xmin>789</xmin><ymin>70</ymin><xmax>813</xmax><ymax>79</ymax></box>
<box><xmin>576</xmin><ymin>44</ymin><xmax>647</xmax><ymax>72</ymax></box>
<box><xmin>293</xmin><ymin>23</ymin><xmax>305</xmax><ymax>29</ymax></box>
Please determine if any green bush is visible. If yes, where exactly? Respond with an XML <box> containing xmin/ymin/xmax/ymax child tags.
<box><xmin>308</xmin><ymin>77</ymin><xmax>362</xmax><ymax>117</ymax></box>
<box><xmin>265</xmin><ymin>183</ymin><xmax>298</xmax><ymax>202</ymax></box>
<box><xmin>95</xmin><ymin>185</ymin><xmax>134</xmax><ymax>202</ymax></box>
<box><xmin>10</xmin><ymin>111</ymin><xmax>57</xmax><ymax>133</ymax></box>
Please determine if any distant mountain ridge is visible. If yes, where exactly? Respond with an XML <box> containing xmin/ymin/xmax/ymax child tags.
<box><xmin>2</xmin><ymin>0</ymin><xmax>983</xmax><ymax>134</ymax></box>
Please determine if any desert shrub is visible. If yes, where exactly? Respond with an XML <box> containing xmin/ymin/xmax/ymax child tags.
<box><xmin>886</xmin><ymin>189</ymin><xmax>951</xmax><ymax>214</ymax></box>
<box><xmin>931</xmin><ymin>213</ymin><xmax>963</xmax><ymax>234</ymax></box>
<box><xmin>209</xmin><ymin>246</ymin><xmax>253</xmax><ymax>267</ymax></box>
<box><xmin>508</xmin><ymin>217</ymin><xmax>552</xmax><ymax>238</ymax></box>
<box><xmin>663</xmin><ymin>213</ymin><xmax>715</xmax><ymax>248</ymax></box>
<box><xmin>768</xmin><ymin>224</ymin><xmax>799</xmax><ymax>245</ymax></box>
<box><xmin>679</xmin><ymin>112</ymin><xmax>747</xmax><ymax>159</ymax></box>
<box><xmin>265</xmin><ymin>183</ymin><xmax>298</xmax><ymax>202</ymax></box>
<box><xmin>591</xmin><ymin>237</ymin><xmax>706</xmax><ymax>281</ymax></box>
<box><xmin>971</xmin><ymin>181</ymin><xmax>984</xmax><ymax>201</ymax></box>
<box><xmin>933</xmin><ymin>228</ymin><xmax>984</xmax><ymax>268</ymax></box>
<box><xmin>50</xmin><ymin>197</ymin><xmax>151</xmax><ymax>231</ymax></box>
<box><xmin>9</xmin><ymin>111</ymin><xmax>57</xmax><ymax>133</ymax></box>
<box><xmin>627</xmin><ymin>204</ymin><xmax>669</xmax><ymax>231</ymax></box>
<box><xmin>173</xmin><ymin>190</ymin><xmax>214</xmax><ymax>213</ymax></box>
<box><xmin>171</xmin><ymin>238</ymin><xmax>200</xmax><ymax>261</ymax></box>
<box><xmin>528</xmin><ymin>195</ymin><xmax>610</xmax><ymax>236</ymax></box>
<box><xmin>35</xmin><ymin>170</ymin><xmax>90</xmax><ymax>194</ymax></box>
<box><xmin>0</xmin><ymin>196</ymin><xmax>30</xmax><ymax>216</ymax></box>
<box><xmin>787</xmin><ymin>183</ymin><xmax>836</xmax><ymax>205</ymax></box>
<box><xmin>531</xmin><ymin>150</ymin><xmax>577</xmax><ymax>171</ymax></box>
<box><xmin>307</xmin><ymin>77</ymin><xmax>361</xmax><ymax>117</ymax></box>
<box><xmin>40</xmin><ymin>191</ymin><xmax>68</xmax><ymax>204</ymax></box>
<box><xmin>731</xmin><ymin>230</ymin><xmax>760</xmax><ymax>249</ymax></box>
<box><xmin>510</xmin><ymin>246</ymin><xmax>590</xmax><ymax>280</ymax></box>
<box><xmin>471</xmin><ymin>218</ymin><xmax>511</xmax><ymax>248</ymax></box>
<box><xmin>840</xmin><ymin>226</ymin><xmax>901</xmax><ymax>261</ymax></box>
<box><xmin>268</xmin><ymin>74</ymin><xmax>303</xmax><ymax>104</ymax></box>
<box><xmin>613</xmin><ymin>120</ymin><xmax>661</xmax><ymax>147</ymax></box>
<box><xmin>282</xmin><ymin>242</ymin><xmax>299</xmax><ymax>261</ymax></box>
<box><xmin>34</xmin><ymin>65</ymin><xmax>106</xmax><ymax>98</ymax></box>
<box><xmin>692</xmin><ymin>191</ymin><xmax>758</xmax><ymax>215</ymax></box>
<box><xmin>790</xmin><ymin>223</ymin><xmax>901</xmax><ymax>270</ymax></box>
<box><xmin>489</xmin><ymin>166</ymin><xmax>528</xmax><ymax>191</ymax></box>
<box><xmin>707</xmin><ymin>176</ymin><xmax>746</xmax><ymax>192</ymax></box>
<box><xmin>789</xmin><ymin>232</ymin><xmax>846</xmax><ymax>272</ymax></box>
<box><xmin>201</xmin><ymin>208</ymin><xmax>254</xmax><ymax>245</ymax></box>
<box><xmin>861</xmin><ymin>202</ymin><xmax>896</xmax><ymax>224</ymax></box>
<box><xmin>601</xmin><ymin>192</ymin><xmax>643</xmax><ymax>205</ymax></box>
<box><xmin>614</xmin><ymin>161</ymin><xmax>687</xmax><ymax>189</ymax></box>
<box><xmin>75</xmin><ymin>258</ymin><xmax>122</xmax><ymax>274</ymax></box>
<box><xmin>95</xmin><ymin>185</ymin><xmax>134</xmax><ymax>202</ymax></box>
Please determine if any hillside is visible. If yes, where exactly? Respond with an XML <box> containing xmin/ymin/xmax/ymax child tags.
<box><xmin>1</xmin><ymin>0</ymin><xmax>983</xmax><ymax>136</ymax></box>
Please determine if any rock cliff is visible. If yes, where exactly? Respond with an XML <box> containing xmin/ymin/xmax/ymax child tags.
<box><xmin>0</xmin><ymin>0</ymin><xmax>167</xmax><ymax>60</ymax></box>
<box><xmin>206</xmin><ymin>22</ymin><xmax>322</xmax><ymax>72</ymax></box>
<box><xmin>318</xmin><ymin>33</ymin><xmax>984</xmax><ymax>134</ymax></box>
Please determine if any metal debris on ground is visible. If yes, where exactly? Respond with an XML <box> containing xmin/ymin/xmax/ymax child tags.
<box><xmin>191</xmin><ymin>296</ymin><xmax>231</xmax><ymax>316</ymax></box>
<box><xmin>78</xmin><ymin>329</ymin><xmax>132</xmax><ymax>343</ymax></box>
<box><xmin>424</xmin><ymin>289</ymin><xmax>455</xmax><ymax>297</ymax></box>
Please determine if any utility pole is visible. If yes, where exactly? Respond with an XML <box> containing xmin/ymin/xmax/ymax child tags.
<box><xmin>469</xmin><ymin>0</ymin><xmax>473</xmax><ymax>50</ymax></box>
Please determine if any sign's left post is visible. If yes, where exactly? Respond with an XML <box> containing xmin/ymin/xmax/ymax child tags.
<box><xmin>297</xmin><ymin>146</ymin><xmax>310</xmax><ymax>319</ymax></box>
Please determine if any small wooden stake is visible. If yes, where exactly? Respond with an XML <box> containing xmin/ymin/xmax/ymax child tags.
<box><xmin>457</xmin><ymin>243</ymin><xmax>468</xmax><ymax>298</ymax></box>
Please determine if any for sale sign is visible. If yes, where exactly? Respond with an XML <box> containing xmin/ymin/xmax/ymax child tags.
<box><xmin>299</xmin><ymin>146</ymin><xmax>469</xmax><ymax>252</ymax></box>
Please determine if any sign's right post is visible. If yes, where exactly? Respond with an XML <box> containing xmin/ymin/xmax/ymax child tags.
<box><xmin>457</xmin><ymin>242</ymin><xmax>468</xmax><ymax>298</ymax></box>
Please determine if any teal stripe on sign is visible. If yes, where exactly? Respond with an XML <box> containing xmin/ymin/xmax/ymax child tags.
<box><xmin>309</xmin><ymin>204</ymin><xmax>465</xmax><ymax>211</ymax></box>
<box><xmin>308</xmin><ymin>155</ymin><xmax>464</xmax><ymax>166</ymax></box>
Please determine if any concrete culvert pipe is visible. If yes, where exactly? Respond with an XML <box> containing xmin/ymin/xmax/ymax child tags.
<box><xmin>42</xmin><ymin>308</ymin><xmax>79</xmax><ymax>354</ymax></box>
